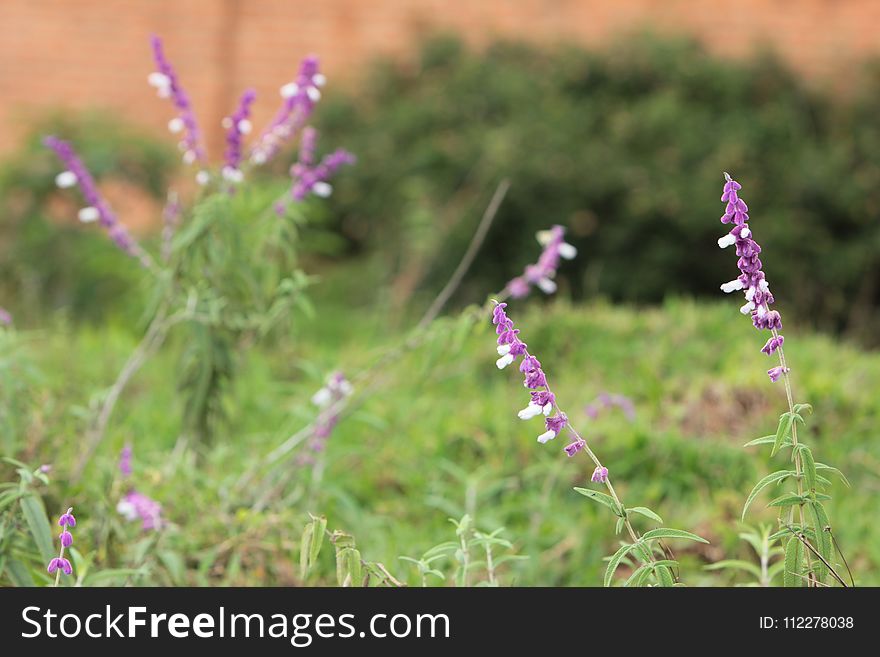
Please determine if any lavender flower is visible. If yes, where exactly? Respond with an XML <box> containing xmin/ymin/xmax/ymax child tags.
<box><xmin>222</xmin><ymin>89</ymin><xmax>256</xmax><ymax>184</ymax></box>
<box><xmin>301</xmin><ymin>372</ymin><xmax>354</xmax><ymax>461</ymax></box>
<box><xmin>149</xmin><ymin>35</ymin><xmax>207</xmax><ymax>176</ymax></box>
<box><xmin>506</xmin><ymin>226</ymin><xmax>577</xmax><ymax>298</ymax></box>
<box><xmin>250</xmin><ymin>56</ymin><xmax>325</xmax><ymax>166</ymax></box>
<box><xmin>44</xmin><ymin>136</ymin><xmax>151</xmax><ymax>267</ymax></box>
<box><xmin>48</xmin><ymin>507</ymin><xmax>75</xmax><ymax>581</ymax></box>
<box><xmin>286</xmin><ymin>128</ymin><xmax>356</xmax><ymax>204</ymax></box>
<box><xmin>117</xmin><ymin>491</ymin><xmax>163</xmax><ymax>531</ymax></box>
<box><xmin>118</xmin><ymin>445</ymin><xmax>133</xmax><ymax>478</ymax></box>
<box><xmin>591</xmin><ymin>466</ymin><xmax>609</xmax><ymax>483</ymax></box>
<box><xmin>717</xmin><ymin>174</ymin><xmax>786</xmax><ymax>381</ymax></box>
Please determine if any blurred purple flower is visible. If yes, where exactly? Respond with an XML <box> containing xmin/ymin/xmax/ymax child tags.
<box><xmin>119</xmin><ymin>445</ymin><xmax>133</xmax><ymax>478</ymax></box>
<box><xmin>117</xmin><ymin>491</ymin><xmax>163</xmax><ymax>531</ymax></box>
<box><xmin>250</xmin><ymin>56</ymin><xmax>325</xmax><ymax>166</ymax></box>
<box><xmin>287</xmin><ymin>130</ymin><xmax>356</xmax><ymax>203</ymax></box>
<box><xmin>300</xmin><ymin>371</ymin><xmax>354</xmax><ymax>463</ymax></box>
<box><xmin>506</xmin><ymin>225</ymin><xmax>577</xmax><ymax>298</ymax></box>
<box><xmin>585</xmin><ymin>393</ymin><xmax>636</xmax><ymax>422</ymax></box>
<box><xmin>44</xmin><ymin>136</ymin><xmax>151</xmax><ymax>267</ymax></box>
<box><xmin>222</xmin><ymin>89</ymin><xmax>256</xmax><ymax>184</ymax></box>
<box><xmin>149</xmin><ymin>35</ymin><xmax>207</xmax><ymax>176</ymax></box>
<box><xmin>0</xmin><ymin>308</ymin><xmax>10</xmax><ymax>326</ymax></box>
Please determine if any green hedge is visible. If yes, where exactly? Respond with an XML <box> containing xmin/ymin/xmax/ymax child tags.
<box><xmin>317</xmin><ymin>35</ymin><xmax>880</xmax><ymax>341</ymax></box>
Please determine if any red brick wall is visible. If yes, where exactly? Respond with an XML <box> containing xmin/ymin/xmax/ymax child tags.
<box><xmin>3</xmin><ymin>0</ymin><xmax>880</xmax><ymax>157</ymax></box>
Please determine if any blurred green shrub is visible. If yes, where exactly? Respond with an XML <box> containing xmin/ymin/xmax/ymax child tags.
<box><xmin>0</xmin><ymin>113</ymin><xmax>177</xmax><ymax>325</ymax></box>
<box><xmin>317</xmin><ymin>34</ymin><xmax>880</xmax><ymax>341</ymax></box>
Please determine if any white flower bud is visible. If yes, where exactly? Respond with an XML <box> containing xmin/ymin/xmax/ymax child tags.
<box><xmin>312</xmin><ymin>181</ymin><xmax>333</xmax><ymax>198</ymax></box>
<box><xmin>168</xmin><ymin>117</ymin><xmax>184</xmax><ymax>133</ymax></box>
<box><xmin>77</xmin><ymin>207</ymin><xmax>100</xmax><ymax>223</ymax></box>
<box><xmin>537</xmin><ymin>278</ymin><xmax>557</xmax><ymax>294</ymax></box>
<box><xmin>496</xmin><ymin>344</ymin><xmax>511</xmax><ymax>356</ymax></box>
<box><xmin>312</xmin><ymin>73</ymin><xmax>327</xmax><ymax>87</ymax></box>
<box><xmin>518</xmin><ymin>403</ymin><xmax>544</xmax><ymax>420</ymax></box>
<box><xmin>195</xmin><ymin>170</ymin><xmax>210</xmax><ymax>186</ymax></box>
<box><xmin>237</xmin><ymin>119</ymin><xmax>252</xmax><ymax>134</ymax></box>
<box><xmin>537</xmin><ymin>430</ymin><xmax>557</xmax><ymax>444</ymax></box>
<box><xmin>717</xmin><ymin>233</ymin><xmax>736</xmax><ymax>249</ymax></box>
<box><xmin>306</xmin><ymin>86</ymin><xmax>321</xmax><ymax>102</ymax></box>
<box><xmin>558</xmin><ymin>242</ymin><xmax>577</xmax><ymax>259</ymax></box>
<box><xmin>720</xmin><ymin>279</ymin><xmax>744</xmax><ymax>293</ymax></box>
<box><xmin>496</xmin><ymin>354</ymin><xmax>515</xmax><ymax>369</ymax></box>
<box><xmin>55</xmin><ymin>171</ymin><xmax>77</xmax><ymax>188</ymax></box>
<box><xmin>280</xmin><ymin>82</ymin><xmax>299</xmax><ymax>98</ymax></box>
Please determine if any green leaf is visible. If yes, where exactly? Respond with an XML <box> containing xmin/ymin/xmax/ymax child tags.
<box><xmin>767</xmin><ymin>492</ymin><xmax>806</xmax><ymax>508</ymax></box>
<box><xmin>773</xmin><ymin>413</ymin><xmax>795</xmax><ymax>457</ymax></box>
<box><xmin>783</xmin><ymin>536</ymin><xmax>804</xmax><ymax>588</ymax></box>
<box><xmin>614</xmin><ymin>517</ymin><xmax>626</xmax><ymax>535</ymax></box>
<box><xmin>655</xmin><ymin>565</ymin><xmax>676</xmax><ymax>587</ymax></box>
<box><xmin>641</xmin><ymin>528</ymin><xmax>709</xmax><ymax>544</ymax></box>
<box><xmin>742</xmin><ymin>470</ymin><xmax>794</xmax><ymax>520</ymax></box>
<box><xmin>604</xmin><ymin>543</ymin><xmax>635</xmax><ymax>587</ymax></box>
<box><xmin>743</xmin><ymin>435</ymin><xmax>789</xmax><ymax>448</ymax></box>
<box><xmin>627</xmin><ymin>507</ymin><xmax>663</xmax><ymax>524</ymax></box>
<box><xmin>623</xmin><ymin>564</ymin><xmax>651</xmax><ymax>587</ymax></box>
<box><xmin>310</xmin><ymin>515</ymin><xmax>327</xmax><ymax>565</ymax></box>
<box><xmin>574</xmin><ymin>488</ymin><xmax>623</xmax><ymax>517</ymax></box>
<box><xmin>5</xmin><ymin>559</ymin><xmax>36</xmax><ymax>587</ymax></box>
<box><xmin>793</xmin><ymin>403</ymin><xmax>813</xmax><ymax>416</ymax></box>
<box><xmin>299</xmin><ymin>522</ymin><xmax>314</xmax><ymax>580</ymax></box>
<box><xmin>800</xmin><ymin>447</ymin><xmax>817</xmax><ymax>492</ymax></box>
<box><xmin>20</xmin><ymin>494</ymin><xmax>54</xmax><ymax>564</ymax></box>
<box><xmin>704</xmin><ymin>560</ymin><xmax>762</xmax><ymax>579</ymax></box>
<box><xmin>815</xmin><ymin>463</ymin><xmax>850</xmax><ymax>488</ymax></box>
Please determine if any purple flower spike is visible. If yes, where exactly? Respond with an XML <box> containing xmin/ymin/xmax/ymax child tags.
<box><xmin>506</xmin><ymin>225</ymin><xmax>577</xmax><ymax>298</ymax></box>
<box><xmin>58</xmin><ymin>508</ymin><xmax>76</xmax><ymax>528</ymax></box>
<box><xmin>149</xmin><ymin>35</ymin><xmax>207</xmax><ymax>174</ymax></box>
<box><xmin>47</xmin><ymin>557</ymin><xmax>72</xmax><ymax>575</ymax></box>
<box><xmin>44</xmin><ymin>136</ymin><xmax>150</xmax><ymax>267</ymax></box>
<box><xmin>287</xmin><ymin>131</ymin><xmax>356</xmax><ymax>203</ymax></box>
<box><xmin>251</xmin><ymin>56</ymin><xmax>326</xmax><ymax>166</ymax></box>
<box><xmin>60</xmin><ymin>530</ymin><xmax>73</xmax><ymax>548</ymax></box>
<box><xmin>119</xmin><ymin>445</ymin><xmax>133</xmax><ymax>478</ymax></box>
<box><xmin>717</xmin><ymin>174</ymin><xmax>785</xmax><ymax>352</ymax></box>
<box><xmin>591</xmin><ymin>466</ymin><xmax>609</xmax><ymax>483</ymax></box>
<box><xmin>222</xmin><ymin>89</ymin><xmax>257</xmax><ymax>184</ymax></box>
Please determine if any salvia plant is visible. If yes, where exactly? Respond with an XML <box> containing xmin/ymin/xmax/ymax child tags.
<box><xmin>705</xmin><ymin>525</ymin><xmax>785</xmax><ymax>587</ymax></box>
<box><xmin>717</xmin><ymin>173</ymin><xmax>852</xmax><ymax>587</ymax></box>
<box><xmin>43</xmin><ymin>35</ymin><xmax>354</xmax><ymax>475</ymax></box>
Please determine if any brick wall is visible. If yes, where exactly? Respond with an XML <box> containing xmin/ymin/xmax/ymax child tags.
<box><xmin>2</xmin><ymin>0</ymin><xmax>880</xmax><ymax>157</ymax></box>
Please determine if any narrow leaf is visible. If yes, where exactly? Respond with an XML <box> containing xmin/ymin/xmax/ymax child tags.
<box><xmin>20</xmin><ymin>494</ymin><xmax>54</xmax><ymax>564</ymax></box>
<box><xmin>772</xmin><ymin>413</ymin><xmax>795</xmax><ymax>457</ymax></box>
<box><xmin>604</xmin><ymin>543</ymin><xmax>635</xmax><ymax>588</ymax></box>
<box><xmin>742</xmin><ymin>470</ymin><xmax>794</xmax><ymax>521</ymax></box>
<box><xmin>627</xmin><ymin>507</ymin><xmax>663</xmax><ymax>524</ymax></box>
<box><xmin>641</xmin><ymin>528</ymin><xmax>709</xmax><ymax>544</ymax></box>
<box><xmin>574</xmin><ymin>488</ymin><xmax>623</xmax><ymax>517</ymax></box>
<box><xmin>783</xmin><ymin>536</ymin><xmax>804</xmax><ymax>588</ymax></box>
<box><xmin>800</xmin><ymin>447</ymin><xmax>817</xmax><ymax>492</ymax></box>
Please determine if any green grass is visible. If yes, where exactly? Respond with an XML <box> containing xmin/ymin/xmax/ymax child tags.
<box><xmin>3</xmin><ymin>293</ymin><xmax>878</xmax><ymax>586</ymax></box>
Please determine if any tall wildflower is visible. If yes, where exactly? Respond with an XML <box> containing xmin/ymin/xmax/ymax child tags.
<box><xmin>48</xmin><ymin>507</ymin><xmax>76</xmax><ymax>585</ymax></box>
<box><xmin>718</xmin><ymin>173</ymin><xmax>846</xmax><ymax>587</ymax></box>
<box><xmin>149</xmin><ymin>35</ymin><xmax>207</xmax><ymax>180</ymax></box>
<box><xmin>250</xmin><ymin>56</ymin><xmax>325</xmax><ymax>166</ymax></box>
<box><xmin>491</xmin><ymin>301</ymin><xmax>706</xmax><ymax>585</ymax></box>
<box><xmin>44</xmin><ymin>136</ymin><xmax>152</xmax><ymax>267</ymax></box>
<box><xmin>505</xmin><ymin>225</ymin><xmax>577</xmax><ymax>298</ymax></box>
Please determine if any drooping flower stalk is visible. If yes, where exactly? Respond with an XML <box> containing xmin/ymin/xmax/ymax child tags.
<box><xmin>505</xmin><ymin>225</ymin><xmax>577</xmax><ymax>298</ymax></box>
<box><xmin>222</xmin><ymin>89</ymin><xmax>257</xmax><ymax>184</ymax></box>
<box><xmin>250</xmin><ymin>56</ymin><xmax>325</xmax><ymax>166</ymax></box>
<box><xmin>44</xmin><ymin>136</ymin><xmax>154</xmax><ymax>269</ymax></box>
<box><xmin>48</xmin><ymin>507</ymin><xmax>75</xmax><ymax>585</ymax></box>
<box><xmin>149</xmin><ymin>35</ymin><xmax>207</xmax><ymax>179</ymax></box>
<box><xmin>717</xmin><ymin>173</ymin><xmax>847</xmax><ymax>586</ymax></box>
<box><xmin>493</xmin><ymin>302</ymin><xmax>643</xmax><ymax>546</ymax></box>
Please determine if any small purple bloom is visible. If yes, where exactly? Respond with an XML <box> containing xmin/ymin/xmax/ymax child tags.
<box><xmin>47</xmin><ymin>557</ymin><xmax>72</xmax><ymax>575</ymax></box>
<box><xmin>564</xmin><ymin>438</ymin><xmax>586</xmax><ymax>457</ymax></box>
<box><xmin>60</xmin><ymin>530</ymin><xmax>73</xmax><ymax>548</ymax></box>
<box><xmin>760</xmin><ymin>335</ymin><xmax>785</xmax><ymax>356</ymax></box>
<box><xmin>0</xmin><ymin>308</ymin><xmax>10</xmax><ymax>326</ymax></box>
<box><xmin>58</xmin><ymin>508</ymin><xmax>76</xmax><ymax>528</ymax></box>
<box><xmin>287</xmin><ymin>131</ymin><xmax>356</xmax><ymax>202</ymax></box>
<box><xmin>505</xmin><ymin>225</ymin><xmax>577</xmax><ymax>298</ymax></box>
<box><xmin>591</xmin><ymin>466</ymin><xmax>609</xmax><ymax>483</ymax></box>
<box><xmin>767</xmin><ymin>366</ymin><xmax>789</xmax><ymax>383</ymax></box>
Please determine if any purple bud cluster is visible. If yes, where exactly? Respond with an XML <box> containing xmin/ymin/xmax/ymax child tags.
<box><xmin>222</xmin><ymin>89</ymin><xmax>257</xmax><ymax>184</ymax></box>
<box><xmin>300</xmin><ymin>372</ymin><xmax>354</xmax><ymax>464</ymax></box>
<box><xmin>717</xmin><ymin>174</ymin><xmax>788</xmax><ymax>382</ymax></box>
<box><xmin>506</xmin><ymin>226</ymin><xmax>577</xmax><ymax>298</ymax></box>
<box><xmin>47</xmin><ymin>507</ymin><xmax>76</xmax><ymax>577</ymax></box>
<box><xmin>44</xmin><ymin>136</ymin><xmax>150</xmax><ymax>266</ymax></box>
<box><xmin>287</xmin><ymin>128</ymin><xmax>356</xmax><ymax>204</ymax></box>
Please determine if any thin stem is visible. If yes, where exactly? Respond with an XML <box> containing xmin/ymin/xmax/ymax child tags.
<box><xmin>773</xmin><ymin>333</ymin><xmax>815</xmax><ymax>584</ymax></box>
<box><xmin>417</xmin><ymin>179</ymin><xmax>510</xmax><ymax>330</ymax></box>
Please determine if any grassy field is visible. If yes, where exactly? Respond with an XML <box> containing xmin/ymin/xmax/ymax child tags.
<box><xmin>3</xmin><ymin>275</ymin><xmax>878</xmax><ymax>586</ymax></box>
